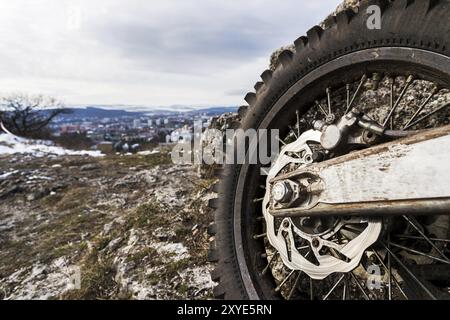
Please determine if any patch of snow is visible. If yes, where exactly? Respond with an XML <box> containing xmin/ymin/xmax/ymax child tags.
<box><xmin>153</xmin><ymin>242</ymin><xmax>190</xmax><ymax>261</ymax></box>
<box><xmin>153</xmin><ymin>185</ymin><xmax>184</xmax><ymax>207</ymax></box>
<box><xmin>180</xmin><ymin>266</ymin><xmax>215</xmax><ymax>294</ymax></box>
<box><xmin>0</xmin><ymin>133</ymin><xmax>103</xmax><ymax>158</ymax></box>
<box><xmin>27</xmin><ymin>175</ymin><xmax>52</xmax><ymax>181</ymax></box>
<box><xmin>137</xmin><ymin>150</ymin><xmax>160</xmax><ymax>156</ymax></box>
<box><xmin>0</xmin><ymin>170</ymin><xmax>19</xmax><ymax>180</ymax></box>
<box><xmin>1</xmin><ymin>257</ymin><xmax>80</xmax><ymax>300</ymax></box>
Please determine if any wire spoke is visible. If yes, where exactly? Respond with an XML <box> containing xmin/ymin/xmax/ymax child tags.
<box><xmin>253</xmin><ymin>233</ymin><xmax>266</xmax><ymax>240</ymax></box>
<box><xmin>402</xmin><ymin>215</ymin><xmax>450</xmax><ymax>262</ymax></box>
<box><xmin>261</xmin><ymin>252</ymin><xmax>279</xmax><ymax>276</ymax></box>
<box><xmin>323</xmin><ymin>274</ymin><xmax>345</xmax><ymax>300</ymax></box>
<box><xmin>345</xmin><ymin>74</ymin><xmax>368</xmax><ymax>114</ymax></box>
<box><xmin>403</xmin><ymin>103</ymin><xmax>449</xmax><ymax>130</ymax></box>
<box><xmin>326</xmin><ymin>87</ymin><xmax>332</xmax><ymax>116</ymax></box>
<box><xmin>403</xmin><ymin>87</ymin><xmax>438</xmax><ymax>129</ymax></box>
<box><xmin>382</xmin><ymin>243</ymin><xmax>437</xmax><ymax>300</ymax></box>
<box><xmin>275</xmin><ymin>269</ymin><xmax>295</xmax><ymax>292</ymax></box>
<box><xmin>342</xmin><ymin>275</ymin><xmax>348</xmax><ymax>300</ymax></box>
<box><xmin>288</xmin><ymin>125</ymin><xmax>298</xmax><ymax>139</ymax></box>
<box><xmin>349</xmin><ymin>271</ymin><xmax>370</xmax><ymax>300</ymax></box>
<box><xmin>390</xmin><ymin>78</ymin><xmax>395</xmax><ymax>130</ymax></box>
<box><xmin>346</xmin><ymin>84</ymin><xmax>351</xmax><ymax>111</ymax></box>
<box><xmin>387</xmin><ymin>245</ymin><xmax>393</xmax><ymax>300</ymax></box>
<box><xmin>285</xmin><ymin>251</ymin><xmax>311</xmax><ymax>299</ymax></box>
<box><xmin>383</xmin><ymin>75</ymin><xmax>414</xmax><ymax>127</ymax></box>
<box><xmin>277</xmin><ymin>137</ymin><xmax>287</xmax><ymax>147</ymax></box>
<box><xmin>393</xmin><ymin>234</ymin><xmax>450</xmax><ymax>243</ymax></box>
<box><xmin>388</xmin><ymin>241</ymin><xmax>450</xmax><ymax>265</ymax></box>
<box><xmin>295</xmin><ymin>110</ymin><xmax>301</xmax><ymax>137</ymax></box>
<box><xmin>286</xmin><ymin>271</ymin><xmax>303</xmax><ymax>300</ymax></box>
<box><xmin>372</xmin><ymin>250</ymin><xmax>408</xmax><ymax>300</ymax></box>
<box><xmin>315</xmin><ymin>100</ymin><xmax>329</xmax><ymax>117</ymax></box>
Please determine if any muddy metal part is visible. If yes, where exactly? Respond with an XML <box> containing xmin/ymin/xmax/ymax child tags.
<box><xmin>269</xmin><ymin>124</ymin><xmax>450</xmax><ymax>218</ymax></box>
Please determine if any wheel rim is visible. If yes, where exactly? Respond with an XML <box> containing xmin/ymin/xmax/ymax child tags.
<box><xmin>233</xmin><ymin>47</ymin><xmax>450</xmax><ymax>300</ymax></box>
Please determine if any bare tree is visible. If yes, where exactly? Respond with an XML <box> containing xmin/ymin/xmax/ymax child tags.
<box><xmin>0</xmin><ymin>93</ymin><xmax>68</xmax><ymax>137</ymax></box>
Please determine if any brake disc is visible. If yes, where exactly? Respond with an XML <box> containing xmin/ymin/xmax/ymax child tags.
<box><xmin>262</xmin><ymin>129</ymin><xmax>382</xmax><ymax>280</ymax></box>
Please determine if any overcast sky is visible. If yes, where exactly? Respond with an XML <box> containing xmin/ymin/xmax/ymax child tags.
<box><xmin>0</xmin><ymin>0</ymin><xmax>341</xmax><ymax>109</ymax></box>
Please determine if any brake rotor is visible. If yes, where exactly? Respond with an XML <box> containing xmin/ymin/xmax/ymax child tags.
<box><xmin>262</xmin><ymin>129</ymin><xmax>382</xmax><ymax>280</ymax></box>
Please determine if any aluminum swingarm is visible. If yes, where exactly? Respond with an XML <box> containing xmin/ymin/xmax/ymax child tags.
<box><xmin>269</xmin><ymin>124</ymin><xmax>450</xmax><ymax>218</ymax></box>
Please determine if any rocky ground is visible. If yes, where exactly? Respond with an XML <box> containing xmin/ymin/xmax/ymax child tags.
<box><xmin>0</xmin><ymin>149</ymin><xmax>217</xmax><ymax>300</ymax></box>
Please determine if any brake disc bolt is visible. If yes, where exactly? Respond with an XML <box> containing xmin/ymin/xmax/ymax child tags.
<box><xmin>304</xmin><ymin>154</ymin><xmax>313</xmax><ymax>163</ymax></box>
<box><xmin>312</xmin><ymin>238</ymin><xmax>320</xmax><ymax>248</ymax></box>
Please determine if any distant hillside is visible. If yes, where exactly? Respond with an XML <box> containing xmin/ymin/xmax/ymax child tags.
<box><xmin>61</xmin><ymin>107</ymin><xmax>146</xmax><ymax>119</ymax></box>
<box><xmin>56</xmin><ymin>106</ymin><xmax>238</xmax><ymax>120</ymax></box>
<box><xmin>185</xmin><ymin>106</ymin><xmax>238</xmax><ymax>116</ymax></box>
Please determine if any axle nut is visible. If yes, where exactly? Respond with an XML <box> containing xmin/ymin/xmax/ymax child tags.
<box><xmin>272</xmin><ymin>182</ymin><xmax>293</xmax><ymax>203</ymax></box>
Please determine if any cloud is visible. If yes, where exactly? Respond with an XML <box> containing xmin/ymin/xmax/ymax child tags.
<box><xmin>0</xmin><ymin>0</ymin><xmax>342</xmax><ymax>107</ymax></box>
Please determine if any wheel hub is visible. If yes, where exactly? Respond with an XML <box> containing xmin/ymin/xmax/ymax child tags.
<box><xmin>292</xmin><ymin>216</ymin><xmax>339</xmax><ymax>236</ymax></box>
